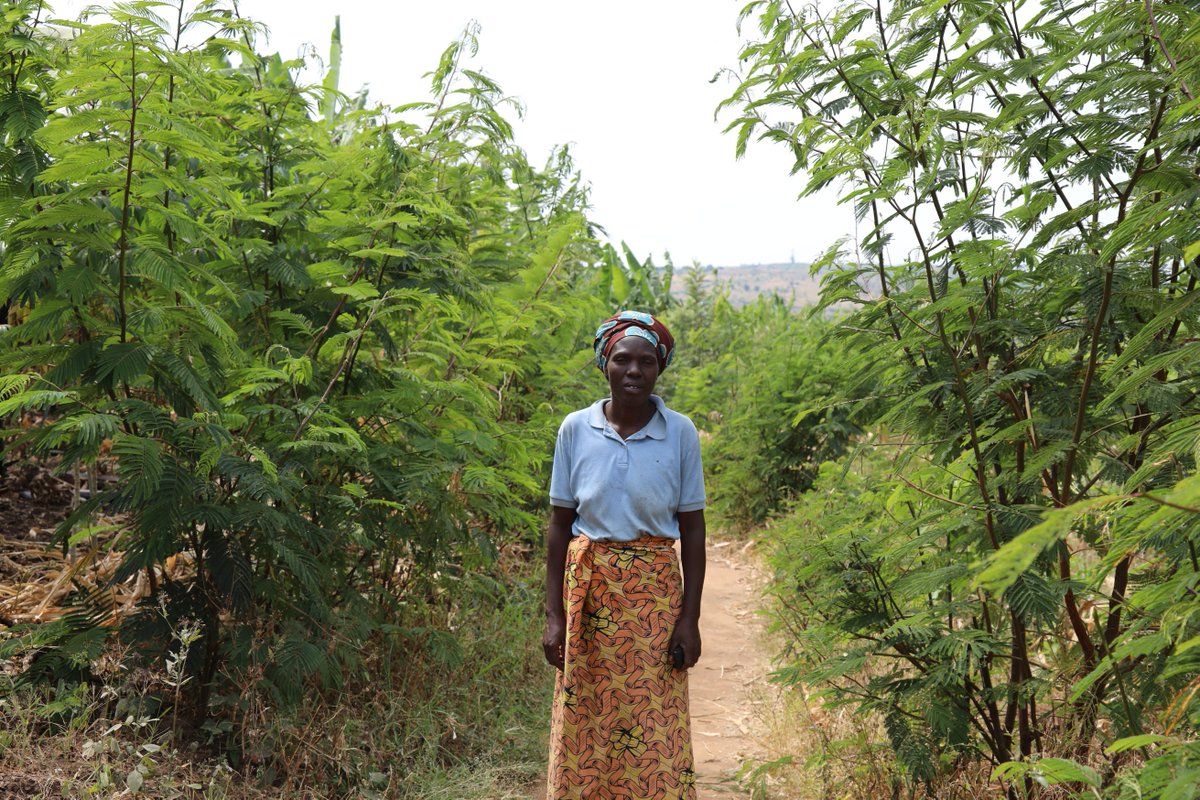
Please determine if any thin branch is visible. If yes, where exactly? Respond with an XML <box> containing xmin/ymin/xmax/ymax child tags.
<box><xmin>116</xmin><ymin>23</ymin><xmax>139</xmax><ymax>344</ymax></box>
<box><xmin>1132</xmin><ymin>491</ymin><xmax>1200</xmax><ymax>514</ymax></box>
<box><xmin>294</xmin><ymin>297</ymin><xmax>386</xmax><ymax>441</ymax></box>
<box><xmin>896</xmin><ymin>475</ymin><xmax>975</xmax><ymax>508</ymax></box>
<box><xmin>1145</xmin><ymin>0</ymin><xmax>1195</xmax><ymax>101</ymax></box>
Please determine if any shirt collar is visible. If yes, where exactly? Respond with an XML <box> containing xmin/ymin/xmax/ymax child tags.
<box><xmin>588</xmin><ymin>395</ymin><xmax>668</xmax><ymax>440</ymax></box>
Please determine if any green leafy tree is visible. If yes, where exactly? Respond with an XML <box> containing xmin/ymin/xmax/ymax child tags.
<box><xmin>728</xmin><ymin>0</ymin><xmax>1200</xmax><ymax>794</ymax></box>
<box><xmin>0</xmin><ymin>0</ymin><xmax>55</xmax><ymax>330</ymax></box>
<box><xmin>0</xmin><ymin>4</ymin><xmax>607</xmax><ymax>782</ymax></box>
<box><xmin>668</xmin><ymin>288</ymin><xmax>864</xmax><ymax>529</ymax></box>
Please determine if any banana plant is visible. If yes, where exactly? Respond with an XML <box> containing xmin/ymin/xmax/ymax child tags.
<box><xmin>598</xmin><ymin>240</ymin><xmax>674</xmax><ymax>313</ymax></box>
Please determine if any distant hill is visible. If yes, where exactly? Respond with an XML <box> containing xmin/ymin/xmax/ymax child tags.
<box><xmin>671</xmin><ymin>262</ymin><xmax>825</xmax><ymax>309</ymax></box>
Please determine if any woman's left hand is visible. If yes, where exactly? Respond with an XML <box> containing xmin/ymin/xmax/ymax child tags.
<box><xmin>668</xmin><ymin>616</ymin><xmax>701</xmax><ymax>670</ymax></box>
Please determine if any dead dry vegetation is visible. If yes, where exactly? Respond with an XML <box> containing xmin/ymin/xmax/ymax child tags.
<box><xmin>1</xmin><ymin>458</ymin><xmax>550</xmax><ymax>800</ymax></box>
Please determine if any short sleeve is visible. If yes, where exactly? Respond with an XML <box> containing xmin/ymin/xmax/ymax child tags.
<box><xmin>548</xmin><ymin>417</ymin><xmax>578</xmax><ymax>509</ymax></box>
<box><xmin>677</xmin><ymin>419</ymin><xmax>706</xmax><ymax>512</ymax></box>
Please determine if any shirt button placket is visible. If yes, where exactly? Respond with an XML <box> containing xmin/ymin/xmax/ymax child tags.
<box><xmin>605</xmin><ymin>424</ymin><xmax>629</xmax><ymax>468</ymax></box>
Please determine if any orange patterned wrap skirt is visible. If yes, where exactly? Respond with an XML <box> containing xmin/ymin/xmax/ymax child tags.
<box><xmin>548</xmin><ymin>534</ymin><xmax>696</xmax><ymax>800</ymax></box>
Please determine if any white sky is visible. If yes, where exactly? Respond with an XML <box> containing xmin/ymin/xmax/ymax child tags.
<box><xmin>53</xmin><ymin>0</ymin><xmax>858</xmax><ymax>267</ymax></box>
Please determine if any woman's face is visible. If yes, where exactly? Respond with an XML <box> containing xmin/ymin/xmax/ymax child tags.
<box><xmin>605</xmin><ymin>335</ymin><xmax>660</xmax><ymax>404</ymax></box>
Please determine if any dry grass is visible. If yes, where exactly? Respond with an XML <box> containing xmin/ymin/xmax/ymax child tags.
<box><xmin>741</xmin><ymin>679</ymin><xmax>896</xmax><ymax>800</ymax></box>
<box><xmin>0</xmin><ymin>684</ymin><xmax>251</xmax><ymax>799</ymax></box>
<box><xmin>747</xmin><ymin>681</ymin><xmax>1033</xmax><ymax>800</ymax></box>
<box><xmin>0</xmin><ymin>539</ymin><xmax>554</xmax><ymax>799</ymax></box>
<box><xmin>741</xmin><ymin>668</ymin><xmax>1117</xmax><ymax>800</ymax></box>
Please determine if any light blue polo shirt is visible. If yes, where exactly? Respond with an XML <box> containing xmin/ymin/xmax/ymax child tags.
<box><xmin>549</xmin><ymin>395</ymin><xmax>706</xmax><ymax>542</ymax></box>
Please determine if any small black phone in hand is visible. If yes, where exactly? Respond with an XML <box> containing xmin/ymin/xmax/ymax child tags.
<box><xmin>671</xmin><ymin>644</ymin><xmax>685</xmax><ymax>669</ymax></box>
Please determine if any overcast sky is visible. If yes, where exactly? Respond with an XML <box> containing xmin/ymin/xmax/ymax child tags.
<box><xmin>54</xmin><ymin>0</ymin><xmax>858</xmax><ymax>267</ymax></box>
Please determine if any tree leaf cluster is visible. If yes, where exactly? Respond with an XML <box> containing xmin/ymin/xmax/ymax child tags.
<box><xmin>728</xmin><ymin>0</ymin><xmax>1200</xmax><ymax>794</ymax></box>
<box><xmin>666</xmin><ymin>285</ymin><xmax>868</xmax><ymax>530</ymax></box>
<box><xmin>0</xmin><ymin>0</ymin><xmax>617</xmax><ymax>774</ymax></box>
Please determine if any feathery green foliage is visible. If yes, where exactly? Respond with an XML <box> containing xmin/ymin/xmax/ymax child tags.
<box><xmin>728</xmin><ymin>0</ymin><xmax>1200</xmax><ymax>795</ymax></box>
<box><xmin>667</xmin><ymin>286</ymin><xmax>865</xmax><ymax>529</ymax></box>
<box><xmin>0</xmin><ymin>1</ymin><xmax>616</xmax><ymax>788</ymax></box>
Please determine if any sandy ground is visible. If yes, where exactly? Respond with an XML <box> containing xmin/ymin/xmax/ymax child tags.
<box><xmin>690</xmin><ymin>539</ymin><xmax>771</xmax><ymax>798</ymax></box>
<box><xmin>528</xmin><ymin>538</ymin><xmax>771</xmax><ymax>799</ymax></box>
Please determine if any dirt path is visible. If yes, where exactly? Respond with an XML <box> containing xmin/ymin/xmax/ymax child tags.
<box><xmin>527</xmin><ymin>539</ymin><xmax>772</xmax><ymax>799</ymax></box>
<box><xmin>690</xmin><ymin>539</ymin><xmax>771</xmax><ymax>798</ymax></box>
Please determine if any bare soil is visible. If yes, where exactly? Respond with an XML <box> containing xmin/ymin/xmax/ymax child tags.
<box><xmin>689</xmin><ymin>539</ymin><xmax>771</xmax><ymax>798</ymax></box>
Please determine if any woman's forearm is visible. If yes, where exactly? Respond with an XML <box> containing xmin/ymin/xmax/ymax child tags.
<box><xmin>542</xmin><ymin>507</ymin><xmax>576</xmax><ymax>670</ymax></box>
<box><xmin>545</xmin><ymin>506</ymin><xmax>576</xmax><ymax>619</ymax></box>
<box><xmin>677</xmin><ymin>509</ymin><xmax>706</xmax><ymax>623</ymax></box>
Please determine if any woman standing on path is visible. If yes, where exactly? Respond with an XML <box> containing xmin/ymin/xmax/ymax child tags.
<box><xmin>542</xmin><ymin>311</ymin><xmax>707</xmax><ymax>800</ymax></box>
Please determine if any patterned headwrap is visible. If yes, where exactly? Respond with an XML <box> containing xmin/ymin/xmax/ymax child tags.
<box><xmin>593</xmin><ymin>310</ymin><xmax>675</xmax><ymax>373</ymax></box>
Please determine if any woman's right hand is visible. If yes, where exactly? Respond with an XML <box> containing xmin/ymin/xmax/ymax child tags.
<box><xmin>542</xmin><ymin>612</ymin><xmax>566</xmax><ymax>670</ymax></box>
